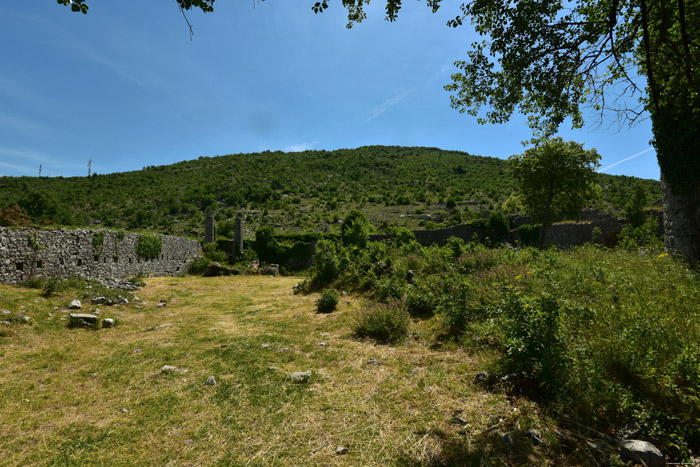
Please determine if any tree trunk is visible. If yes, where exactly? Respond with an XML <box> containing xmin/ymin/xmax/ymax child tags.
<box><xmin>661</xmin><ymin>173</ymin><xmax>700</xmax><ymax>264</ymax></box>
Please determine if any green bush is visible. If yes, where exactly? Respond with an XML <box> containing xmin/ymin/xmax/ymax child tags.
<box><xmin>353</xmin><ymin>301</ymin><xmax>410</xmax><ymax>344</ymax></box>
<box><xmin>498</xmin><ymin>289</ymin><xmax>566</xmax><ymax>396</ymax></box>
<box><xmin>405</xmin><ymin>284</ymin><xmax>435</xmax><ymax>317</ymax></box>
<box><xmin>516</xmin><ymin>224</ymin><xmax>541</xmax><ymax>246</ymax></box>
<box><xmin>341</xmin><ymin>210</ymin><xmax>373</xmax><ymax>248</ymax></box>
<box><xmin>487</xmin><ymin>210</ymin><xmax>510</xmax><ymax>240</ymax></box>
<box><xmin>618</xmin><ymin>215</ymin><xmax>662</xmax><ymax>250</ymax></box>
<box><xmin>136</xmin><ymin>234</ymin><xmax>162</xmax><ymax>260</ymax></box>
<box><xmin>311</xmin><ymin>239</ymin><xmax>343</xmax><ymax>286</ymax></box>
<box><xmin>316</xmin><ymin>289</ymin><xmax>339</xmax><ymax>313</ymax></box>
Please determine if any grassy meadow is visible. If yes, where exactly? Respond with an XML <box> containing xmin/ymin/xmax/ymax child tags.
<box><xmin>1</xmin><ymin>243</ymin><xmax>698</xmax><ymax>465</ymax></box>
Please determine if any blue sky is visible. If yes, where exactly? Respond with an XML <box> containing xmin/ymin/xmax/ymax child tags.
<box><xmin>1</xmin><ymin>1</ymin><xmax>659</xmax><ymax>180</ymax></box>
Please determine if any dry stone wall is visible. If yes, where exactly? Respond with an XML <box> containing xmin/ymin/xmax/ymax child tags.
<box><xmin>0</xmin><ymin>227</ymin><xmax>201</xmax><ymax>284</ymax></box>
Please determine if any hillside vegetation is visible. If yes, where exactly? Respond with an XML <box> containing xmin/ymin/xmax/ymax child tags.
<box><xmin>0</xmin><ymin>146</ymin><xmax>660</xmax><ymax>238</ymax></box>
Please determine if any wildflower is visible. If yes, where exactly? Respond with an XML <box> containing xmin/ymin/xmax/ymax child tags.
<box><xmin>515</xmin><ymin>275</ymin><xmax>522</xmax><ymax>280</ymax></box>
<box><xmin>657</xmin><ymin>253</ymin><xmax>669</xmax><ymax>259</ymax></box>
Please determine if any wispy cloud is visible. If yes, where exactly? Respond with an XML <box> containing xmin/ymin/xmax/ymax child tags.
<box><xmin>0</xmin><ymin>160</ymin><xmax>36</xmax><ymax>175</ymax></box>
<box><xmin>0</xmin><ymin>147</ymin><xmax>47</xmax><ymax>163</ymax></box>
<box><xmin>366</xmin><ymin>89</ymin><xmax>412</xmax><ymax>122</ymax></box>
<box><xmin>284</xmin><ymin>141</ymin><xmax>317</xmax><ymax>152</ymax></box>
<box><xmin>0</xmin><ymin>113</ymin><xmax>46</xmax><ymax>136</ymax></box>
<box><xmin>598</xmin><ymin>147</ymin><xmax>654</xmax><ymax>172</ymax></box>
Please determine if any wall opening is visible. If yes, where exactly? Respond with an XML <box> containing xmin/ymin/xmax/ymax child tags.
<box><xmin>36</xmin><ymin>261</ymin><xmax>42</xmax><ymax>269</ymax></box>
<box><xmin>94</xmin><ymin>255</ymin><xmax>99</xmax><ymax>262</ymax></box>
<box><xmin>77</xmin><ymin>259</ymin><xmax>83</xmax><ymax>266</ymax></box>
<box><xmin>16</xmin><ymin>262</ymin><xmax>23</xmax><ymax>271</ymax></box>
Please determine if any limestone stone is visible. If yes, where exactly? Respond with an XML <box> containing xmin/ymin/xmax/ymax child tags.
<box><xmin>620</xmin><ymin>440</ymin><xmax>664</xmax><ymax>467</ymax></box>
<box><xmin>69</xmin><ymin>313</ymin><xmax>99</xmax><ymax>328</ymax></box>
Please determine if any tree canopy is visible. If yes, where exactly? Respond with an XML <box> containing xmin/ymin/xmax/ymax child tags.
<box><xmin>509</xmin><ymin>138</ymin><xmax>601</xmax><ymax>248</ymax></box>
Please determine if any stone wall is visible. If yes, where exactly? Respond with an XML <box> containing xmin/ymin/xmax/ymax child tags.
<box><xmin>0</xmin><ymin>227</ymin><xmax>201</xmax><ymax>284</ymax></box>
<box><xmin>370</xmin><ymin>224</ymin><xmax>488</xmax><ymax>246</ymax></box>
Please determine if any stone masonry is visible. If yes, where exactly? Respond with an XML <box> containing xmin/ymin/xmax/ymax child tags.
<box><xmin>0</xmin><ymin>227</ymin><xmax>201</xmax><ymax>284</ymax></box>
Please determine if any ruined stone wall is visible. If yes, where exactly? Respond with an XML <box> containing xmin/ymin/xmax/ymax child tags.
<box><xmin>370</xmin><ymin>224</ymin><xmax>488</xmax><ymax>246</ymax></box>
<box><xmin>0</xmin><ymin>227</ymin><xmax>201</xmax><ymax>284</ymax></box>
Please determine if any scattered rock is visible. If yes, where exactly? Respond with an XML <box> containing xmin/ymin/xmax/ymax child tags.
<box><xmin>336</xmin><ymin>446</ymin><xmax>349</xmax><ymax>455</ymax></box>
<box><xmin>500</xmin><ymin>433</ymin><xmax>514</xmax><ymax>450</ymax></box>
<box><xmin>1</xmin><ymin>310</ymin><xmax>10</xmax><ymax>315</ymax></box>
<box><xmin>91</xmin><ymin>296</ymin><xmax>110</xmax><ymax>305</ymax></box>
<box><xmin>586</xmin><ymin>439</ymin><xmax>614</xmax><ymax>461</ymax></box>
<box><xmin>161</xmin><ymin>365</ymin><xmax>179</xmax><ymax>373</ymax></box>
<box><xmin>93</xmin><ymin>309</ymin><xmax>100</xmax><ymax>315</ymax></box>
<box><xmin>20</xmin><ymin>315</ymin><xmax>30</xmax><ymax>323</ymax></box>
<box><xmin>205</xmin><ymin>376</ymin><xmax>217</xmax><ymax>386</ymax></box>
<box><xmin>157</xmin><ymin>302</ymin><xmax>166</xmax><ymax>308</ymax></box>
<box><xmin>119</xmin><ymin>408</ymin><xmax>129</xmax><ymax>413</ymax></box>
<box><xmin>151</xmin><ymin>323</ymin><xmax>173</xmax><ymax>331</ymax></box>
<box><xmin>113</xmin><ymin>295</ymin><xmax>129</xmax><ymax>305</ymax></box>
<box><xmin>620</xmin><ymin>440</ymin><xmax>664</xmax><ymax>467</ymax></box>
<box><xmin>133</xmin><ymin>348</ymin><xmax>142</xmax><ymax>353</ymax></box>
<box><xmin>267</xmin><ymin>366</ymin><xmax>280</xmax><ymax>371</ymax></box>
<box><xmin>318</xmin><ymin>342</ymin><xmax>327</xmax><ymax>348</ymax></box>
<box><xmin>69</xmin><ymin>313</ymin><xmax>99</xmax><ymax>328</ymax></box>
<box><xmin>278</xmin><ymin>347</ymin><xmax>290</xmax><ymax>353</ymax></box>
<box><xmin>366</xmin><ymin>358</ymin><xmax>382</xmax><ymax>365</ymax></box>
<box><xmin>526</xmin><ymin>428</ymin><xmax>544</xmax><ymax>446</ymax></box>
<box><xmin>68</xmin><ymin>299</ymin><xmax>82</xmax><ymax>310</ymax></box>
<box><xmin>261</xmin><ymin>343</ymin><xmax>271</xmax><ymax>349</ymax></box>
<box><xmin>290</xmin><ymin>370</ymin><xmax>311</xmax><ymax>383</ymax></box>
<box><xmin>260</xmin><ymin>264</ymin><xmax>279</xmax><ymax>276</ymax></box>
<box><xmin>1</xmin><ymin>321</ymin><xmax>10</xmax><ymax>326</ymax></box>
<box><xmin>473</xmin><ymin>371</ymin><xmax>489</xmax><ymax>385</ymax></box>
<box><xmin>102</xmin><ymin>318</ymin><xmax>115</xmax><ymax>329</ymax></box>
<box><xmin>451</xmin><ymin>410</ymin><xmax>469</xmax><ymax>425</ymax></box>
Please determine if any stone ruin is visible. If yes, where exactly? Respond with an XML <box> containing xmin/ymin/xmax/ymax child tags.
<box><xmin>0</xmin><ymin>227</ymin><xmax>201</xmax><ymax>285</ymax></box>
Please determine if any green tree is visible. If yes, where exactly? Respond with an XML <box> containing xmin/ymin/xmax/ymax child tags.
<box><xmin>340</xmin><ymin>210</ymin><xmax>373</xmax><ymax>248</ymax></box>
<box><xmin>625</xmin><ymin>183</ymin><xmax>648</xmax><ymax>228</ymax></box>
<box><xmin>509</xmin><ymin>138</ymin><xmax>600</xmax><ymax>249</ymax></box>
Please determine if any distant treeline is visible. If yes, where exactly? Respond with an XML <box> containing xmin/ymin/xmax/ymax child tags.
<box><xmin>0</xmin><ymin>145</ymin><xmax>661</xmax><ymax>237</ymax></box>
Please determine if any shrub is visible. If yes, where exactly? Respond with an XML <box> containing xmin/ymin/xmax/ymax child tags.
<box><xmin>487</xmin><ymin>210</ymin><xmax>510</xmax><ymax>240</ymax></box>
<box><xmin>136</xmin><ymin>234</ymin><xmax>162</xmax><ymax>260</ymax></box>
<box><xmin>316</xmin><ymin>289</ymin><xmax>339</xmax><ymax>313</ymax></box>
<box><xmin>92</xmin><ymin>231</ymin><xmax>105</xmax><ymax>256</ymax></box>
<box><xmin>311</xmin><ymin>239</ymin><xmax>342</xmax><ymax>286</ymax></box>
<box><xmin>405</xmin><ymin>284</ymin><xmax>435</xmax><ymax>317</ymax></box>
<box><xmin>498</xmin><ymin>289</ymin><xmax>566</xmax><ymax>396</ymax></box>
<box><xmin>516</xmin><ymin>224</ymin><xmax>541</xmax><ymax>246</ymax></box>
<box><xmin>341</xmin><ymin>210</ymin><xmax>373</xmax><ymax>248</ymax></box>
<box><xmin>353</xmin><ymin>301</ymin><xmax>410</xmax><ymax>344</ymax></box>
<box><xmin>618</xmin><ymin>215</ymin><xmax>661</xmax><ymax>250</ymax></box>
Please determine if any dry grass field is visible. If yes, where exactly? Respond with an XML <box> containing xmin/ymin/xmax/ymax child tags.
<box><xmin>0</xmin><ymin>274</ymin><xmax>570</xmax><ymax>466</ymax></box>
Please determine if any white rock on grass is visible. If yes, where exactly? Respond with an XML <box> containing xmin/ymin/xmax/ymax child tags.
<box><xmin>205</xmin><ymin>376</ymin><xmax>217</xmax><ymax>386</ymax></box>
<box><xmin>68</xmin><ymin>299</ymin><xmax>82</xmax><ymax>310</ymax></box>
<box><xmin>102</xmin><ymin>318</ymin><xmax>115</xmax><ymax>329</ymax></box>
<box><xmin>290</xmin><ymin>371</ymin><xmax>311</xmax><ymax>383</ymax></box>
<box><xmin>620</xmin><ymin>440</ymin><xmax>665</xmax><ymax>467</ymax></box>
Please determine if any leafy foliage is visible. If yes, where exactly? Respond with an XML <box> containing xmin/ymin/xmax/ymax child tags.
<box><xmin>135</xmin><ymin>234</ymin><xmax>162</xmax><ymax>260</ymax></box>
<box><xmin>510</xmin><ymin>138</ymin><xmax>600</xmax><ymax>247</ymax></box>
<box><xmin>0</xmin><ymin>205</ymin><xmax>31</xmax><ymax>227</ymax></box>
<box><xmin>316</xmin><ymin>289</ymin><xmax>339</xmax><ymax>313</ymax></box>
<box><xmin>353</xmin><ymin>301</ymin><xmax>410</xmax><ymax>344</ymax></box>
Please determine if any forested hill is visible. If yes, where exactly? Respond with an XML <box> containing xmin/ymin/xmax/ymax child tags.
<box><xmin>0</xmin><ymin>145</ymin><xmax>660</xmax><ymax>238</ymax></box>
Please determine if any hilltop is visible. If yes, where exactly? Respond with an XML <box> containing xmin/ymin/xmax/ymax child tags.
<box><xmin>0</xmin><ymin>145</ymin><xmax>660</xmax><ymax>238</ymax></box>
